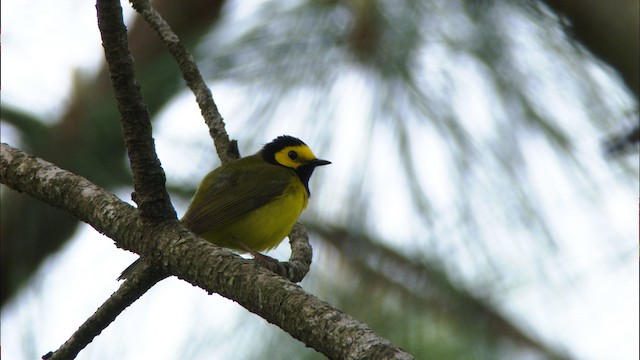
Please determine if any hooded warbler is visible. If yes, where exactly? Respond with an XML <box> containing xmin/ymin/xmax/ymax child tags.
<box><xmin>118</xmin><ymin>135</ymin><xmax>330</xmax><ymax>279</ymax></box>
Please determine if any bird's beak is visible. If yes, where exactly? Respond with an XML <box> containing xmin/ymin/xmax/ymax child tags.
<box><xmin>310</xmin><ymin>159</ymin><xmax>331</xmax><ymax>167</ymax></box>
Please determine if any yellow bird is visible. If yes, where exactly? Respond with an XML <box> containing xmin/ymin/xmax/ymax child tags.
<box><xmin>119</xmin><ymin>135</ymin><xmax>330</xmax><ymax>279</ymax></box>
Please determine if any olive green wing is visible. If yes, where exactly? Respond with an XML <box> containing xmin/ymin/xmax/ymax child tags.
<box><xmin>181</xmin><ymin>159</ymin><xmax>295</xmax><ymax>235</ymax></box>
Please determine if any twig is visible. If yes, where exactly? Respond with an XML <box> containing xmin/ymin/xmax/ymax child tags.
<box><xmin>43</xmin><ymin>264</ymin><xmax>167</xmax><ymax>360</ymax></box>
<box><xmin>128</xmin><ymin>0</ymin><xmax>234</xmax><ymax>163</ymax></box>
<box><xmin>283</xmin><ymin>222</ymin><xmax>313</xmax><ymax>282</ymax></box>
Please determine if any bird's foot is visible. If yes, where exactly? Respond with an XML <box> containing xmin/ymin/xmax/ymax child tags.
<box><xmin>250</xmin><ymin>251</ymin><xmax>289</xmax><ymax>278</ymax></box>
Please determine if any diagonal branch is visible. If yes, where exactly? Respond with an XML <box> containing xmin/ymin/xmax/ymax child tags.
<box><xmin>42</xmin><ymin>263</ymin><xmax>167</xmax><ymax>360</ymax></box>
<box><xmin>97</xmin><ymin>0</ymin><xmax>175</xmax><ymax>220</ymax></box>
<box><xmin>128</xmin><ymin>0</ymin><xmax>234</xmax><ymax>163</ymax></box>
<box><xmin>1</xmin><ymin>143</ymin><xmax>414</xmax><ymax>360</ymax></box>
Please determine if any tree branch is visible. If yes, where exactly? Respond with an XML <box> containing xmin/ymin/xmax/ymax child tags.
<box><xmin>128</xmin><ymin>0</ymin><xmax>234</xmax><ymax>162</ymax></box>
<box><xmin>43</xmin><ymin>263</ymin><xmax>167</xmax><ymax>360</ymax></box>
<box><xmin>283</xmin><ymin>222</ymin><xmax>313</xmax><ymax>282</ymax></box>
<box><xmin>1</xmin><ymin>143</ymin><xmax>413</xmax><ymax>359</ymax></box>
<box><xmin>0</xmin><ymin>143</ymin><xmax>137</xmax><ymax>244</ymax></box>
<box><xmin>97</xmin><ymin>0</ymin><xmax>175</xmax><ymax>220</ymax></box>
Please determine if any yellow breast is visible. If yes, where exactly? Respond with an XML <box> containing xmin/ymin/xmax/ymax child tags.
<box><xmin>198</xmin><ymin>179</ymin><xmax>308</xmax><ymax>252</ymax></box>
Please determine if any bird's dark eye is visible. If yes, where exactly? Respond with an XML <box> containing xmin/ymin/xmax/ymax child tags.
<box><xmin>288</xmin><ymin>151</ymin><xmax>298</xmax><ymax>160</ymax></box>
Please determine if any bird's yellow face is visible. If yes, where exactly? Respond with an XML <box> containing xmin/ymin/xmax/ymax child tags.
<box><xmin>260</xmin><ymin>135</ymin><xmax>331</xmax><ymax>196</ymax></box>
<box><xmin>274</xmin><ymin>145</ymin><xmax>319</xmax><ymax>169</ymax></box>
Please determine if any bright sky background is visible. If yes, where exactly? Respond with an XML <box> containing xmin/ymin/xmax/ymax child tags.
<box><xmin>1</xmin><ymin>1</ymin><xmax>638</xmax><ymax>359</ymax></box>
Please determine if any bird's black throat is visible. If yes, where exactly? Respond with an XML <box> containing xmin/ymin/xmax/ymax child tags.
<box><xmin>294</xmin><ymin>164</ymin><xmax>317</xmax><ymax>196</ymax></box>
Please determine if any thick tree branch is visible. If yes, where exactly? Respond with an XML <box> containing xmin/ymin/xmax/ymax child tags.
<box><xmin>0</xmin><ymin>143</ymin><xmax>137</xmax><ymax>243</ymax></box>
<box><xmin>97</xmin><ymin>0</ymin><xmax>175</xmax><ymax>220</ymax></box>
<box><xmin>1</xmin><ymin>143</ymin><xmax>413</xmax><ymax>359</ymax></box>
